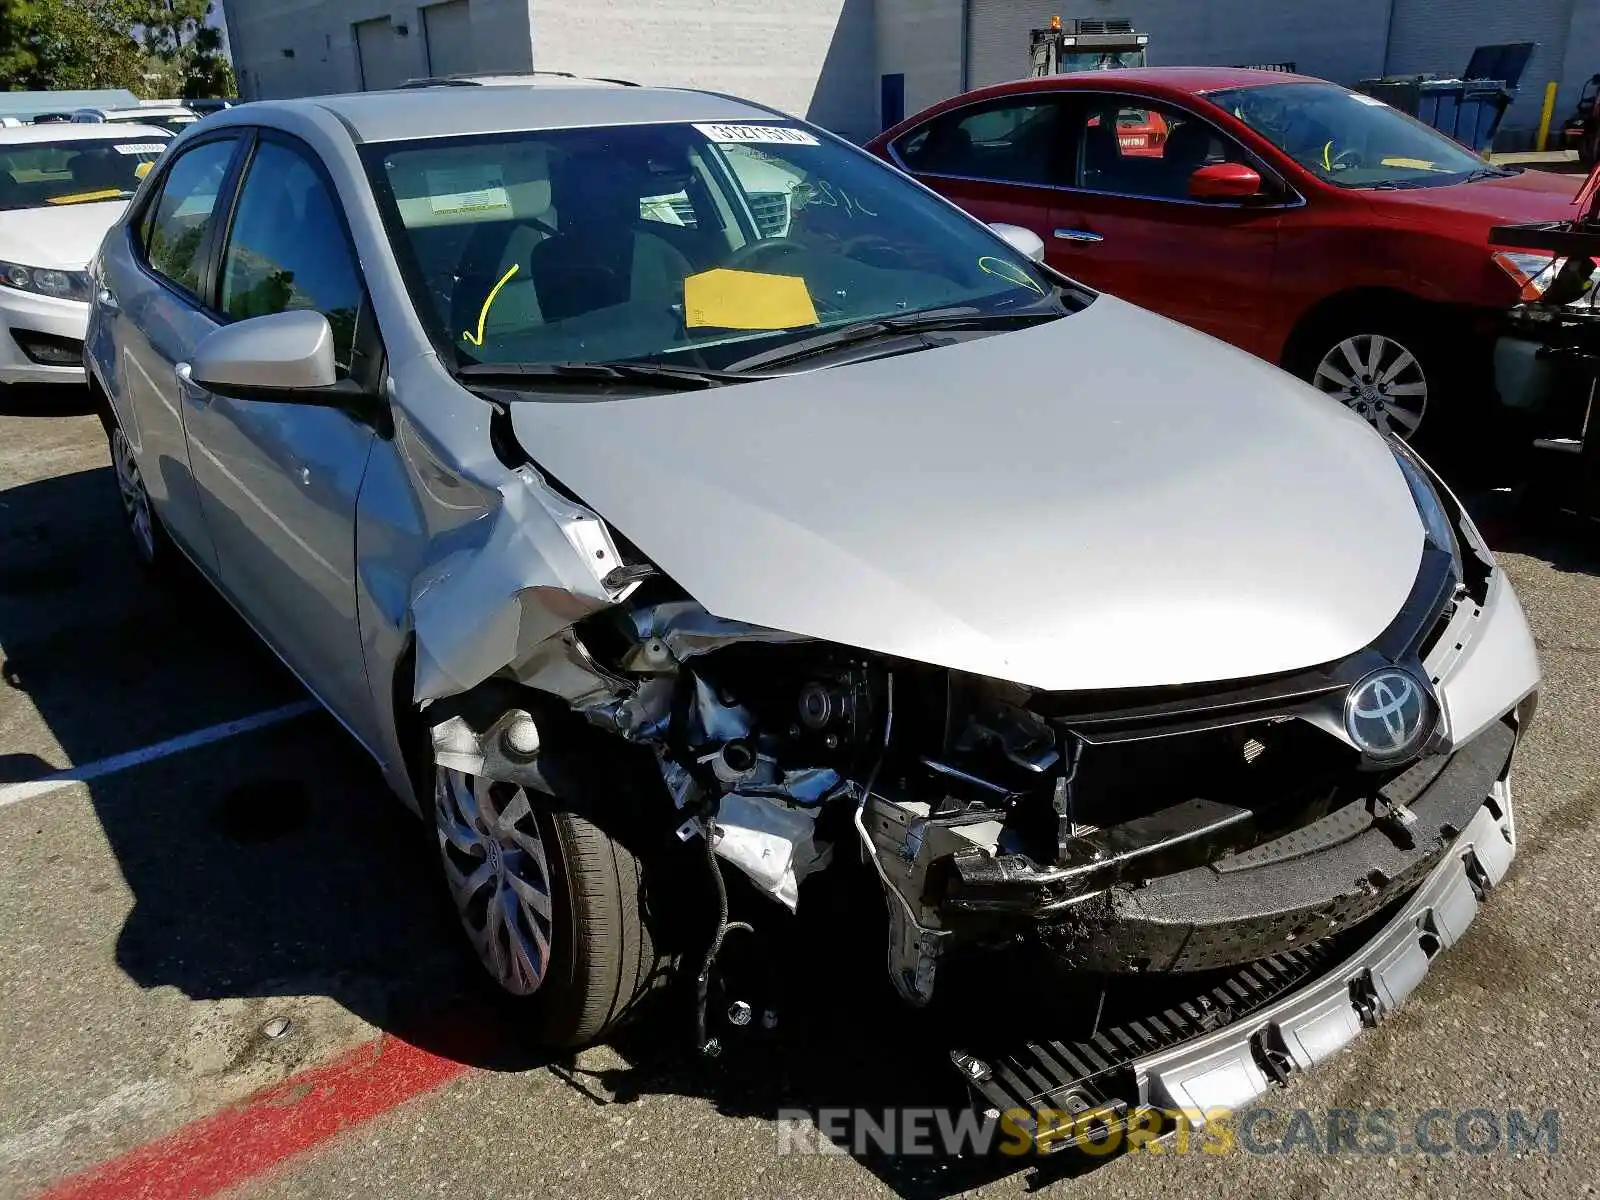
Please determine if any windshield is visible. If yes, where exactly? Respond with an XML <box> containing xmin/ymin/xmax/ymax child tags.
<box><xmin>366</xmin><ymin>121</ymin><xmax>1068</xmax><ymax>373</ymax></box>
<box><xmin>1059</xmin><ymin>49</ymin><xmax>1146</xmax><ymax>71</ymax></box>
<box><xmin>1209</xmin><ymin>82</ymin><xmax>1488</xmax><ymax>188</ymax></box>
<box><xmin>0</xmin><ymin>136</ymin><xmax>166</xmax><ymax>209</ymax></box>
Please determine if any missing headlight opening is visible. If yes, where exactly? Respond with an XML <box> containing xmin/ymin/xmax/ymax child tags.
<box><xmin>423</xmin><ymin>462</ymin><xmax>1516</xmax><ymax>1051</ymax></box>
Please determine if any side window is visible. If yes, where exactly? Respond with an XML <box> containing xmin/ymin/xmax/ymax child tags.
<box><xmin>219</xmin><ymin>140</ymin><xmax>364</xmax><ymax>374</ymax></box>
<box><xmin>895</xmin><ymin>99</ymin><xmax>1066</xmax><ymax>186</ymax></box>
<box><xmin>143</xmin><ymin>137</ymin><xmax>238</xmax><ymax>295</ymax></box>
<box><xmin>1074</xmin><ymin>97</ymin><xmax>1251</xmax><ymax>200</ymax></box>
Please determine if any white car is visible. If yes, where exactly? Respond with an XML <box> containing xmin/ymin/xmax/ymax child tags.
<box><xmin>0</xmin><ymin>124</ymin><xmax>168</xmax><ymax>387</ymax></box>
<box><xmin>72</xmin><ymin>106</ymin><xmax>199</xmax><ymax>136</ymax></box>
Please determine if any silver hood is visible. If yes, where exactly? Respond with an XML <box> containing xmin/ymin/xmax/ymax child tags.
<box><xmin>506</xmin><ymin>295</ymin><xmax>1424</xmax><ymax>692</ymax></box>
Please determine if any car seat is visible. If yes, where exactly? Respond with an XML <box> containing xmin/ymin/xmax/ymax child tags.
<box><xmin>526</xmin><ymin>153</ymin><xmax>692</xmax><ymax>324</ymax></box>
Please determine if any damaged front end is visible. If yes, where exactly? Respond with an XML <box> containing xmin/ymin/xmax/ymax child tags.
<box><xmin>413</xmin><ymin>425</ymin><xmax>1523</xmax><ymax>1052</ymax></box>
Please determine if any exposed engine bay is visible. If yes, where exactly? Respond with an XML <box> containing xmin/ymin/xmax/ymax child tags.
<box><xmin>426</xmin><ymin>494</ymin><xmax>1509</xmax><ymax>1017</ymax></box>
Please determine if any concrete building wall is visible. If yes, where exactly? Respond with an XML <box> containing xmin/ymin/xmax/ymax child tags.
<box><xmin>874</xmin><ymin>0</ymin><xmax>964</xmax><ymax>125</ymax></box>
<box><xmin>528</xmin><ymin>0</ymin><xmax>877</xmax><ymax>140</ymax></box>
<box><xmin>223</xmin><ymin>0</ymin><xmax>536</xmax><ymax>99</ymax></box>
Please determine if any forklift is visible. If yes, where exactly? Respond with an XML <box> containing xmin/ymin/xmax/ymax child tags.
<box><xmin>1029</xmin><ymin>16</ymin><xmax>1150</xmax><ymax>76</ymax></box>
<box><xmin>1490</xmin><ymin>161</ymin><xmax>1600</xmax><ymax>521</ymax></box>
<box><xmin>1559</xmin><ymin>72</ymin><xmax>1600</xmax><ymax>167</ymax></box>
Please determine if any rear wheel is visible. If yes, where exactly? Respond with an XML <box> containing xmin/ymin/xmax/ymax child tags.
<box><xmin>433</xmin><ymin>768</ymin><xmax>666</xmax><ymax>1046</ymax></box>
<box><xmin>107</xmin><ymin>419</ymin><xmax>177</xmax><ymax>572</ymax></box>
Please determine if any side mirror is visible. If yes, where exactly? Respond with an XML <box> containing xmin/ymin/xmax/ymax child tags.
<box><xmin>1188</xmin><ymin>162</ymin><xmax>1263</xmax><ymax>201</ymax></box>
<box><xmin>190</xmin><ymin>309</ymin><xmax>338</xmax><ymax>395</ymax></box>
<box><xmin>988</xmin><ymin>222</ymin><xmax>1046</xmax><ymax>263</ymax></box>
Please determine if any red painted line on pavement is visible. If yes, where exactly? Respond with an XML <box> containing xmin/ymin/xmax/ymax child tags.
<box><xmin>37</xmin><ymin>1035</ymin><xmax>471</xmax><ymax>1200</ymax></box>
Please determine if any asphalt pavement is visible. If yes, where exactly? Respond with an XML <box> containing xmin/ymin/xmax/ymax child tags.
<box><xmin>0</xmin><ymin>385</ymin><xmax>1597</xmax><ymax>1199</ymax></box>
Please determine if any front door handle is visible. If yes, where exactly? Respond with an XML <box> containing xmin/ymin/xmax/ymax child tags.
<box><xmin>1054</xmin><ymin>228</ymin><xmax>1104</xmax><ymax>244</ymax></box>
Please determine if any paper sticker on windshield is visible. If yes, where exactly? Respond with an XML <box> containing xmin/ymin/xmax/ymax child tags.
<box><xmin>684</xmin><ymin>268</ymin><xmax>818</xmax><ymax>330</ymax></box>
<box><xmin>426</xmin><ymin>165</ymin><xmax>511</xmax><ymax>216</ymax></box>
<box><xmin>1351</xmin><ymin>93</ymin><xmax>1388</xmax><ymax>106</ymax></box>
<box><xmin>115</xmin><ymin>143</ymin><xmax>165</xmax><ymax>156</ymax></box>
<box><xmin>693</xmin><ymin>123</ymin><xmax>820</xmax><ymax>147</ymax></box>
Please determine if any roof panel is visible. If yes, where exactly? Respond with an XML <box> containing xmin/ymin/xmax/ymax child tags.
<box><xmin>305</xmin><ymin>84</ymin><xmax>782</xmax><ymax>143</ymax></box>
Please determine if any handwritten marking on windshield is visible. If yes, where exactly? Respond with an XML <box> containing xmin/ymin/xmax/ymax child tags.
<box><xmin>462</xmin><ymin>263</ymin><xmax>519</xmax><ymax>348</ymax></box>
<box><xmin>977</xmin><ymin>256</ymin><xmax>1046</xmax><ymax>296</ymax></box>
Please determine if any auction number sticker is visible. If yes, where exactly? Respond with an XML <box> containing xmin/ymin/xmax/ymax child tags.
<box><xmin>426</xmin><ymin>164</ymin><xmax>511</xmax><ymax>215</ymax></box>
<box><xmin>115</xmin><ymin>143</ymin><xmax>166</xmax><ymax>156</ymax></box>
<box><xmin>693</xmin><ymin>123</ymin><xmax>820</xmax><ymax>146</ymax></box>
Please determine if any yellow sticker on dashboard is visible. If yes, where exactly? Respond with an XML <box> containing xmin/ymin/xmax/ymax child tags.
<box><xmin>1379</xmin><ymin>156</ymin><xmax>1443</xmax><ymax>171</ymax></box>
<box><xmin>684</xmin><ymin>268</ymin><xmax>818</xmax><ymax>330</ymax></box>
<box><xmin>46</xmin><ymin>188</ymin><xmax>124</xmax><ymax>205</ymax></box>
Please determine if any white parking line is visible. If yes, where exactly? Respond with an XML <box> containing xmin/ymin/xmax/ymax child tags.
<box><xmin>0</xmin><ymin>700</ymin><xmax>319</xmax><ymax>810</ymax></box>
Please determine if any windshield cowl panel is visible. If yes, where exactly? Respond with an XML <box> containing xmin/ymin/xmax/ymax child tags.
<box><xmin>364</xmin><ymin>120</ymin><xmax>1075</xmax><ymax>381</ymax></box>
<box><xmin>1209</xmin><ymin>82</ymin><xmax>1489</xmax><ymax>192</ymax></box>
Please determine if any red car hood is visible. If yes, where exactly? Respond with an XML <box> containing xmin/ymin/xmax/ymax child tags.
<box><xmin>1368</xmin><ymin>167</ymin><xmax>1580</xmax><ymax>224</ymax></box>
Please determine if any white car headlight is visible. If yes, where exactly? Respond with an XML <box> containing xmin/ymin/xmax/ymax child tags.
<box><xmin>1391</xmin><ymin>442</ymin><xmax>1464</xmax><ymax>579</ymax></box>
<box><xmin>0</xmin><ymin>260</ymin><xmax>93</xmax><ymax>302</ymax></box>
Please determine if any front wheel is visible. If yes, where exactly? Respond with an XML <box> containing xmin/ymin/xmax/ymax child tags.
<box><xmin>433</xmin><ymin>769</ymin><xmax>667</xmax><ymax>1046</ymax></box>
<box><xmin>1306</xmin><ymin>329</ymin><xmax>1433</xmax><ymax>442</ymax></box>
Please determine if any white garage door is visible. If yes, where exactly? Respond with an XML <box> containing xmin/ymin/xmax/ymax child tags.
<box><xmin>967</xmin><ymin>0</ymin><xmax>1064</xmax><ymax>90</ymax></box>
<box><xmin>425</xmin><ymin>1</ymin><xmax>476</xmax><ymax>78</ymax></box>
<box><xmin>355</xmin><ymin>17</ymin><xmax>406</xmax><ymax>91</ymax></box>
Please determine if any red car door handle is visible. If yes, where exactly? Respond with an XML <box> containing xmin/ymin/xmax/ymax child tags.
<box><xmin>1054</xmin><ymin>228</ymin><xmax>1104</xmax><ymax>244</ymax></box>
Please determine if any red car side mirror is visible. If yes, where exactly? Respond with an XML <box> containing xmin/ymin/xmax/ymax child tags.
<box><xmin>1189</xmin><ymin>162</ymin><xmax>1263</xmax><ymax>200</ymax></box>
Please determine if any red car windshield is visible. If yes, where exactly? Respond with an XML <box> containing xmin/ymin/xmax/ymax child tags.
<box><xmin>1210</xmin><ymin>81</ymin><xmax>1491</xmax><ymax>189</ymax></box>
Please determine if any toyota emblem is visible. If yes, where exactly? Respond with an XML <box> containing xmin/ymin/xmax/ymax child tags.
<box><xmin>1344</xmin><ymin>668</ymin><xmax>1434</xmax><ymax>762</ymax></box>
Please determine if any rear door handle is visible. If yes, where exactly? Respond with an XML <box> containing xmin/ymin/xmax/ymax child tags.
<box><xmin>1054</xmin><ymin>228</ymin><xmax>1104</xmax><ymax>244</ymax></box>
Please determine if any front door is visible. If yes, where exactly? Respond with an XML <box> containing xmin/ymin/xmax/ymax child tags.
<box><xmin>177</xmin><ymin>133</ymin><xmax>381</xmax><ymax>742</ymax></box>
<box><xmin>1048</xmin><ymin>93</ymin><xmax>1286</xmax><ymax>360</ymax></box>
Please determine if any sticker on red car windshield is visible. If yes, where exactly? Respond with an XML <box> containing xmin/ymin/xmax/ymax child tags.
<box><xmin>693</xmin><ymin>123</ymin><xmax>820</xmax><ymax>147</ymax></box>
<box><xmin>1351</xmin><ymin>93</ymin><xmax>1388</xmax><ymax>106</ymax></box>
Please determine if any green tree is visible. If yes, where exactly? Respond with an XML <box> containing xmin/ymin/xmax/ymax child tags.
<box><xmin>139</xmin><ymin>0</ymin><xmax>232</xmax><ymax>98</ymax></box>
<box><xmin>1</xmin><ymin>0</ymin><xmax>147</xmax><ymax>91</ymax></box>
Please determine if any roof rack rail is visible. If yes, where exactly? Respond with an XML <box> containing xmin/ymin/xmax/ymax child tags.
<box><xmin>398</xmin><ymin>70</ymin><xmax>640</xmax><ymax>89</ymax></box>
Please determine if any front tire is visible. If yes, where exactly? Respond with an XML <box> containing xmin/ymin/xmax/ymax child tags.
<box><xmin>433</xmin><ymin>769</ymin><xmax>665</xmax><ymax>1047</ymax></box>
<box><xmin>1304</xmin><ymin>327</ymin><xmax>1433</xmax><ymax>442</ymax></box>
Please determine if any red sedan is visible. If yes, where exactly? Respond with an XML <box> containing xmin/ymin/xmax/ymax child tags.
<box><xmin>868</xmin><ymin>67</ymin><xmax>1579</xmax><ymax>448</ymax></box>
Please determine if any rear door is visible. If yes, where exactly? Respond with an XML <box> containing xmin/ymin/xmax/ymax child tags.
<box><xmin>178</xmin><ymin>132</ymin><xmax>381</xmax><ymax>740</ymax></box>
<box><xmin>886</xmin><ymin>93</ymin><xmax>1078</xmax><ymax>272</ymax></box>
<box><xmin>1048</xmin><ymin>92</ymin><xmax>1288</xmax><ymax>358</ymax></box>
<box><xmin>100</xmin><ymin>131</ymin><xmax>246</xmax><ymax>578</ymax></box>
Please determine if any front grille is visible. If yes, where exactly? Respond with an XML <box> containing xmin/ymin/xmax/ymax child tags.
<box><xmin>11</xmin><ymin>329</ymin><xmax>83</xmax><ymax>366</ymax></box>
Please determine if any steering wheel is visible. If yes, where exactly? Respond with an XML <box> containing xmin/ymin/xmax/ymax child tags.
<box><xmin>726</xmin><ymin>237</ymin><xmax>807</xmax><ymax>270</ymax></box>
<box><xmin>1327</xmin><ymin>146</ymin><xmax>1364</xmax><ymax>173</ymax></box>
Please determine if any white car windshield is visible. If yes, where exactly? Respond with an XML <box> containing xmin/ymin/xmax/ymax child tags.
<box><xmin>0</xmin><ymin>137</ymin><xmax>166</xmax><ymax>210</ymax></box>
<box><xmin>1210</xmin><ymin>82</ymin><xmax>1492</xmax><ymax>188</ymax></box>
<box><xmin>366</xmin><ymin>121</ymin><xmax>1070</xmax><ymax>372</ymax></box>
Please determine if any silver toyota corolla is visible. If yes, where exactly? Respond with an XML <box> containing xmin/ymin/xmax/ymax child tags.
<box><xmin>85</xmin><ymin>81</ymin><xmax>1539</xmax><ymax>1129</ymax></box>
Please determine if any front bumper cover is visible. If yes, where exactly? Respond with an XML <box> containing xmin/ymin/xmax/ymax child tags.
<box><xmin>954</xmin><ymin>776</ymin><xmax>1517</xmax><ymax>1141</ymax></box>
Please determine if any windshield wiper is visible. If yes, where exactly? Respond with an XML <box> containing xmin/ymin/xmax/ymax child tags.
<box><xmin>723</xmin><ymin>305</ymin><xmax>1065</xmax><ymax>373</ymax></box>
<box><xmin>456</xmin><ymin>360</ymin><xmax>754</xmax><ymax>391</ymax></box>
<box><xmin>1460</xmin><ymin>166</ymin><xmax>1517</xmax><ymax>182</ymax></box>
